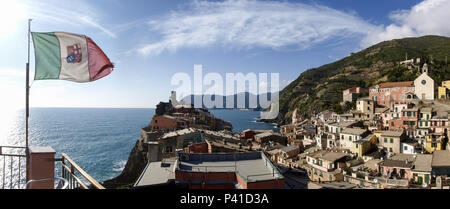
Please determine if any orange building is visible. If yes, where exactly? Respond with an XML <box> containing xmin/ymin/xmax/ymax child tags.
<box><xmin>150</xmin><ymin>115</ymin><xmax>185</xmax><ymax>132</ymax></box>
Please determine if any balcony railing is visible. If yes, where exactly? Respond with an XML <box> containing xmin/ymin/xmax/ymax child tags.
<box><xmin>0</xmin><ymin>146</ymin><xmax>27</xmax><ymax>189</ymax></box>
<box><xmin>1</xmin><ymin>145</ymin><xmax>104</xmax><ymax>189</ymax></box>
<box><xmin>56</xmin><ymin>153</ymin><xmax>104</xmax><ymax>189</ymax></box>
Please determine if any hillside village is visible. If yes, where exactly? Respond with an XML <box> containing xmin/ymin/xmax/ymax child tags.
<box><xmin>276</xmin><ymin>58</ymin><xmax>450</xmax><ymax>189</ymax></box>
<box><xmin>109</xmin><ymin>58</ymin><xmax>450</xmax><ymax>189</ymax></box>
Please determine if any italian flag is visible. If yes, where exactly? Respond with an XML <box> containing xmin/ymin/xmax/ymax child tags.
<box><xmin>31</xmin><ymin>32</ymin><xmax>114</xmax><ymax>83</ymax></box>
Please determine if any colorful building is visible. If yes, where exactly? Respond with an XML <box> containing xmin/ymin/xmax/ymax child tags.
<box><xmin>438</xmin><ymin>80</ymin><xmax>450</xmax><ymax>99</ymax></box>
<box><xmin>352</xmin><ymin>134</ymin><xmax>377</xmax><ymax>158</ymax></box>
<box><xmin>352</xmin><ymin>97</ymin><xmax>375</xmax><ymax>121</ymax></box>
<box><xmin>339</xmin><ymin>128</ymin><xmax>370</xmax><ymax>150</ymax></box>
<box><xmin>150</xmin><ymin>115</ymin><xmax>183</xmax><ymax>132</ymax></box>
<box><xmin>369</xmin><ymin>81</ymin><xmax>415</xmax><ymax>106</ymax></box>
<box><xmin>425</xmin><ymin>133</ymin><xmax>445</xmax><ymax>153</ymax></box>
<box><xmin>305</xmin><ymin>150</ymin><xmax>349</xmax><ymax>182</ymax></box>
<box><xmin>411</xmin><ymin>154</ymin><xmax>432</xmax><ymax>186</ymax></box>
<box><xmin>343</xmin><ymin>86</ymin><xmax>363</xmax><ymax>103</ymax></box>
<box><xmin>375</xmin><ymin>130</ymin><xmax>406</xmax><ymax>154</ymax></box>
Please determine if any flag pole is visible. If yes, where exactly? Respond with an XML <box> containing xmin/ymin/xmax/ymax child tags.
<box><xmin>25</xmin><ymin>18</ymin><xmax>32</xmax><ymax>183</ymax></box>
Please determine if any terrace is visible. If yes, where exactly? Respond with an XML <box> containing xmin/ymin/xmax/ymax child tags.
<box><xmin>0</xmin><ymin>145</ymin><xmax>104</xmax><ymax>189</ymax></box>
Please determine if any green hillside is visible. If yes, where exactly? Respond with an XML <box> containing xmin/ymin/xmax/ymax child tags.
<box><xmin>276</xmin><ymin>35</ymin><xmax>450</xmax><ymax>125</ymax></box>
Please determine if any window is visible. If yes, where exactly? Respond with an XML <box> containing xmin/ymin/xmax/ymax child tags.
<box><xmin>356</xmin><ymin>144</ymin><xmax>359</xmax><ymax>148</ymax></box>
<box><xmin>165</xmin><ymin>146</ymin><xmax>173</xmax><ymax>153</ymax></box>
<box><xmin>404</xmin><ymin>146</ymin><xmax>408</xmax><ymax>150</ymax></box>
<box><xmin>349</xmin><ymin>136</ymin><xmax>352</xmax><ymax>141</ymax></box>
<box><xmin>390</xmin><ymin>138</ymin><xmax>394</xmax><ymax>143</ymax></box>
<box><xmin>389</xmin><ymin>148</ymin><xmax>393</xmax><ymax>152</ymax></box>
<box><xmin>154</xmin><ymin>120</ymin><xmax>158</xmax><ymax>123</ymax></box>
<box><xmin>329</xmin><ymin>164</ymin><xmax>333</xmax><ymax>169</ymax></box>
<box><xmin>384</xmin><ymin>138</ymin><xmax>387</xmax><ymax>143</ymax></box>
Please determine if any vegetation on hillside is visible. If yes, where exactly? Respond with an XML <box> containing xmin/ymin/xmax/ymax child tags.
<box><xmin>277</xmin><ymin>35</ymin><xmax>450</xmax><ymax>125</ymax></box>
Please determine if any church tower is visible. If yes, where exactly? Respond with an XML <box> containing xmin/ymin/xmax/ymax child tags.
<box><xmin>422</xmin><ymin>63</ymin><xmax>429</xmax><ymax>74</ymax></box>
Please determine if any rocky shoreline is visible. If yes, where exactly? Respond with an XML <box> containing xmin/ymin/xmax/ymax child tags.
<box><xmin>102</xmin><ymin>138</ymin><xmax>149</xmax><ymax>189</ymax></box>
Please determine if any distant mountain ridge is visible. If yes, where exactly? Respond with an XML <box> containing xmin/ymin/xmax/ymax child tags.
<box><xmin>275</xmin><ymin>35</ymin><xmax>450</xmax><ymax>124</ymax></box>
<box><xmin>182</xmin><ymin>92</ymin><xmax>273</xmax><ymax>110</ymax></box>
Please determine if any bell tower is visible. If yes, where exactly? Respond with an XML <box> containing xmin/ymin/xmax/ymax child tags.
<box><xmin>422</xmin><ymin>63</ymin><xmax>428</xmax><ymax>74</ymax></box>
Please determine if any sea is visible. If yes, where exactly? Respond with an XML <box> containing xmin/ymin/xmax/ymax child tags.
<box><xmin>0</xmin><ymin>108</ymin><xmax>278</xmax><ymax>184</ymax></box>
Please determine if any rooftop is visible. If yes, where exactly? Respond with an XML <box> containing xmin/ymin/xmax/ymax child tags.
<box><xmin>354</xmin><ymin>134</ymin><xmax>375</xmax><ymax>144</ymax></box>
<box><xmin>134</xmin><ymin>158</ymin><xmax>177</xmax><ymax>187</ymax></box>
<box><xmin>254</xmin><ymin>131</ymin><xmax>282</xmax><ymax>138</ymax></box>
<box><xmin>420</xmin><ymin>107</ymin><xmax>432</xmax><ymax>112</ymax></box>
<box><xmin>380</xmin><ymin>159</ymin><xmax>414</xmax><ymax>169</ymax></box>
<box><xmin>176</xmin><ymin>152</ymin><xmax>283</xmax><ymax>182</ymax></box>
<box><xmin>342</xmin><ymin>128</ymin><xmax>367</xmax><ymax>136</ymax></box>
<box><xmin>307</xmin><ymin>150</ymin><xmax>348</xmax><ymax>162</ymax></box>
<box><xmin>413</xmin><ymin>154</ymin><xmax>432</xmax><ymax>172</ymax></box>
<box><xmin>280</xmin><ymin>145</ymin><xmax>299</xmax><ymax>153</ymax></box>
<box><xmin>432</xmin><ymin>150</ymin><xmax>450</xmax><ymax>168</ymax></box>
<box><xmin>375</xmin><ymin>107</ymin><xmax>389</xmax><ymax>113</ymax></box>
<box><xmin>379</xmin><ymin>130</ymin><xmax>403</xmax><ymax>137</ymax></box>
<box><xmin>376</xmin><ymin>81</ymin><xmax>414</xmax><ymax>88</ymax></box>
<box><xmin>160</xmin><ymin>128</ymin><xmax>198</xmax><ymax>139</ymax></box>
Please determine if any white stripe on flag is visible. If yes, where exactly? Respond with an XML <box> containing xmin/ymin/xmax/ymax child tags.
<box><xmin>55</xmin><ymin>32</ymin><xmax>90</xmax><ymax>82</ymax></box>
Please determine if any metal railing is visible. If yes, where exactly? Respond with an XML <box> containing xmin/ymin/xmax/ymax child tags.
<box><xmin>56</xmin><ymin>153</ymin><xmax>104</xmax><ymax>189</ymax></box>
<box><xmin>0</xmin><ymin>146</ymin><xmax>27</xmax><ymax>189</ymax></box>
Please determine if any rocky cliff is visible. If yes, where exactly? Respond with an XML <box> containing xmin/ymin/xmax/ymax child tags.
<box><xmin>102</xmin><ymin>137</ymin><xmax>148</xmax><ymax>189</ymax></box>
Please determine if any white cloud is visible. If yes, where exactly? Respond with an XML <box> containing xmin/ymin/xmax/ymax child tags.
<box><xmin>21</xmin><ymin>0</ymin><xmax>117</xmax><ymax>38</ymax></box>
<box><xmin>361</xmin><ymin>0</ymin><xmax>450</xmax><ymax>47</ymax></box>
<box><xmin>139</xmin><ymin>0</ymin><xmax>376</xmax><ymax>55</ymax></box>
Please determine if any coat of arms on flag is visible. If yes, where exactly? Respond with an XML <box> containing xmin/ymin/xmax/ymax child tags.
<box><xmin>66</xmin><ymin>43</ymin><xmax>82</xmax><ymax>63</ymax></box>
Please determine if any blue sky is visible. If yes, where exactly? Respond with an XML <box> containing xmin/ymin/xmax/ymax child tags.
<box><xmin>1</xmin><ymin>0</ymin><xmax>449</xmax><ymax>110</ymax></box>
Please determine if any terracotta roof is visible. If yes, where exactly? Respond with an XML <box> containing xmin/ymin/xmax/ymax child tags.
<box><xmin>378</xmin><ymin>81</ymin><xmax>414</xmax><ymax>88</ymax></box>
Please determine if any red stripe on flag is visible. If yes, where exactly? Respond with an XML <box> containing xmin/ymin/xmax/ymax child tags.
<box><xmin>86</xmin><ymin>36</ymin><xmax>114</xmax><ymax>81</ymax></box>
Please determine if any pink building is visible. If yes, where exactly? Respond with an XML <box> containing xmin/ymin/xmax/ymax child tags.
<box><xmin>369</xmin><ymin>81</ymin><xmax>415</xmax><ymax>106</ymax></box>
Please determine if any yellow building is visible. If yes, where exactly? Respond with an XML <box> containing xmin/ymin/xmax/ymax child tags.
<box><xmin>374</xmin><ymin>131</ymin><xmax>405</xmax><ymax>154</ymax></box>
<box><xmin>425</xmin><ymin>133</ymin><xmax>444</xmax><ymax>153</ymax></box>
<box><xmin>442</xmin><ymin>80</ymin><xmax>450</xmax><ymax>88</ymax></box>
<box><xmin>438</xmin><ymin>80</ymin><xmax>450</xmax><ymax>99</ymax></box>
<box><xmin>352</xmin><ymin>134</ymin><xmax>377</xmax><ymax>158</ymax></box>
<box><xmin>411</xmin><ymin>154</ymin><xmax>432</xmax><ymax>186</ymax></box>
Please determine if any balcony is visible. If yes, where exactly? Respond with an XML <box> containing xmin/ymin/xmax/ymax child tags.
<box><xmin>0</xmin><ymin>145</ymin><xmax>104</xmax><ymax>189</ymax></box>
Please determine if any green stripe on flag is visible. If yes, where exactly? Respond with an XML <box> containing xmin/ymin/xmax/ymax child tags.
<box><xmin>32</xmin><ymin>32</ymin><xmax>61</xmax><ymax>80</ymax></box>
